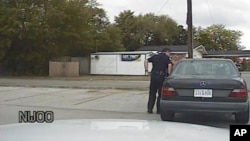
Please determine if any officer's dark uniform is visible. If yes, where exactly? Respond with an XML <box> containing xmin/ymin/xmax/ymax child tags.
<box><xmin>147</xmin><ymin>52</ymin><xmax>172</xmax><ymax>113</ymax></box>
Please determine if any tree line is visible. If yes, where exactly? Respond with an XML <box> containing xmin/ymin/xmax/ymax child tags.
<box><xmin>0</xmin><ymin>0</ymin><xmax>244</xmax><ymax>75</ymax></box>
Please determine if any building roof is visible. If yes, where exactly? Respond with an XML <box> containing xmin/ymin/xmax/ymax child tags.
<box><xmin>137</xmin><ymin>45</ymin><xmax>189</xmax><ymax>52</ymax></box>
<box><xmin>91</xmin><ymin>51</ymin><xmax>156</xmax><ymax>55</ymax></box>
<box><xmin>137</xmin><ymin>45</ymin><xmax>208</xmax><ymax>54</ymax></box>
<box><xmin>204</xmin><ymin>50</ymin><xmax>250</xmax><ymax>57</ymax></box>
<box><xmin>137</xmin><ymin>45</ymin><xmax>206</xmax><ymax>51</ymax></box>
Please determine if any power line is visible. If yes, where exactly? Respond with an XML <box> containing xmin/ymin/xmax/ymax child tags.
<box><xmin>156</xmin><ymin>0</ymin><xmax>171</xmax><ymax>15</ymax></box>
<box><xmin>204</xmin><ymin>0</ymin><xmax>214</xmax><ymax>23</ymax></box>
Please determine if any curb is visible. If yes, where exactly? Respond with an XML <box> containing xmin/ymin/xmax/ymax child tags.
<box><xmin>0</xmin><ymin>76</ymin><xmax>150</xmax><ymax>81</ymax></box>
<box><xmin>0</xmin><ymin>84</ymin><xmax>249</xmax><ymax>92</ymax></box>
<box><xmin>0</xmin><ymin>84</ymin><xmax>148</xmax><ymax>91</ymax></box>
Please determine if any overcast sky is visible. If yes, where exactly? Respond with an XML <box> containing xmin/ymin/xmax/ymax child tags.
<box><xmin>97</xmin><ymin>0</ymin><xmax>250</xmax><ymax>49</ymax></box>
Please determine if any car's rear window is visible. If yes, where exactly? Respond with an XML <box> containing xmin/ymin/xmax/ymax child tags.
<box><xmin>172</xmin><ymin>60</ymin><xmax>239</xmax><ymax>76</ymax></box>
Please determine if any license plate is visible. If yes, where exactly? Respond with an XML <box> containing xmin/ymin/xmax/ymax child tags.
<box><xmin>194</xmin><ymin>89</ymin><xmax>213</xmax><ymax>98</ymax></box>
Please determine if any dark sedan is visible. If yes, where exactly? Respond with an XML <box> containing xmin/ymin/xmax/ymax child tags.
<box><xmin>160</xmin><ymin>58</ymin><xmax>249</xmax><ymax>123</ymax></box>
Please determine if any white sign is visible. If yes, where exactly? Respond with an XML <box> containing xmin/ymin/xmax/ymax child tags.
<box><xmin>121</xmin><ymin>54</ymin><xmax>141</xmax><ymax>61</ymax></box>
<box><xmin>194</xmin><ymin>89</ymin><xmax>213</xmax><ymax>98</ymax></box>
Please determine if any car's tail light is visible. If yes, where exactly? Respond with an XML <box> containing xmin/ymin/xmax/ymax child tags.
<box><xmin>162</xmin><ymin>87</ymin><xmax>176</xmax><ymax>96</ymax></box>
<box><xmin>229</xmin><ymin>89</ymin><xmax>247</xmax><ymax>98</ymax></box>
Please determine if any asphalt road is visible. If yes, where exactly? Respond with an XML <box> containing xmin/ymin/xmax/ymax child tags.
<box><xmin>0</xmin><ymin>72</ymin><xmax>249</xmax><ymax>91</ymax></box>
<box><xmin>0</xmin><ymin>87</ymin><xmax>248</xmax><ymax>129</ymax></box>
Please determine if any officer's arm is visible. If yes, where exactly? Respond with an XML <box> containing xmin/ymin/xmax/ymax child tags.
<box><xmin>168</xmin><ymin>63</ymin><xmax>172</xmax><ymax>74</ymax></box>
<box><xmin>166</xmin><ymin>58</ymin><xmax>172</xmax><ymax>75</ymax></box>
<box><xmin>145</xmin><ymin>56</ymin><xmax>154</xmax><ymax>71</ymax></box>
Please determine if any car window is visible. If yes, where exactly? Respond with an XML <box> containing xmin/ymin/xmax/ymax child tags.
<box><xmin>172</xmin><ymin>60</ymin><xmax>239</xmax><ymax>76</ymax></box>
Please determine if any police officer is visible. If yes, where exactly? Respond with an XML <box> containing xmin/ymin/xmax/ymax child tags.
<box><xmin>144</xmin><ymin>48</ymin><xmax>172</xmax><ymax>114</ymax></box>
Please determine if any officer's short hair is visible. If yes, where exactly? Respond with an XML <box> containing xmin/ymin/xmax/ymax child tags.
<box><xmin>162</xmin><ymin>48</ymin><xmax>171</xmax><ymax>53</ymax></box>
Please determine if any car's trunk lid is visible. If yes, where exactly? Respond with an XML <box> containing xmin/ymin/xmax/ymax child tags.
<box><xmin>164</xmin><ymin>75</ymin><xmax>244</xmax><ymax>98</ymax></box>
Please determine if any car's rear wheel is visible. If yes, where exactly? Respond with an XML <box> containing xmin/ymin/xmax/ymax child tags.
<box><xmin>235</xmin><ymin>106</ymin><xmax>249</xmax><ymax>124</ymax></box>
<box><xmin>160</xmin><ymin>110</ymin><xmax>175</xmax><ymax>121</ymax></box>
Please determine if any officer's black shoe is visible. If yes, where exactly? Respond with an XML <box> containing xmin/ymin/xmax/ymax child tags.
<box><xmin>147</xmin><ymin>110</ymin><xmax>153</xmax><ymax>114</ymax></box>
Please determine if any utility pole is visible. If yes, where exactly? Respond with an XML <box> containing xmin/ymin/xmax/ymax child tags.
<box><xmin>187</xmin><ymin>0</ymin><xmax>193</xmax><ymax>58</ymax></box>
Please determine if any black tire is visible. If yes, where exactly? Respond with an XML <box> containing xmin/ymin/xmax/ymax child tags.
<box><xmin>235</xmin><ymin>106</ymin><xmax>249</xmax><ymax>124</ymax></box>
<box><xmin>160</xmin><ymin>111</ymin><xmax>175</xmax><ymax>121</ymax></box>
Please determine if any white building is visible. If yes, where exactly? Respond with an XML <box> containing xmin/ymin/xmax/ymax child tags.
<box><xmin>90</xmin><ymin>51</ymin><xmax>156</xmax><ymax>75</ymax></box>
<box><xmin>90</xmin><ymin>45</ymin><xmax>208</xmax><ymax>76</ymax></box>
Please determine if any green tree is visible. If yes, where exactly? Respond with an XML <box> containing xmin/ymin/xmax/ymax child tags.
<box><xmin>115</xmin><ymin>10</ymin><xmax>141</xmax><ymax>51</ymax></box>
<box><xmin>96</xmin><ymin>24</ymin><xmax>124</xmax><ymax>52</ymax></box>
<box><xmin>0</xmin><ymin>0</ymin><xmax>52</xmax><ymax>75</ymax></box>
<box><xmin>173</xmin><ymin>25</ymin><xmax>188</xmax><ymax>45</ymax></box>
<box><xmin>137</xmin><ymin>14</ymin><xmax>179</xmax><ymax>46</ymax></box>
<box><xmin>87</xmin><ymin>3</ymin><xmax>110</xmax><ymax>52</ymax></box>
<box><xmin>194</xmin><ymin>24</ymin><xmax>243</xmax><ymax>51</ymax></box>
<box><xmin>46</xmin><ymin>0</ymin><xmax>93</xmax><ymax>57</ymax></box>
<box><xmin>115</xmin><ymin>11</ymin><xmax>179</xmax><ymax>50</ymax></box>
<box><xmin>150</xmin><ymin>15</ymin><xmax>178</xmax><ymax>45</ymax></box>
<box><xmin>136</xmin><ymin>13</ymin><xmax>155</xmax><ymax>46</ymax></box>
<box><xmin>0</xmin><ymin>1</ymin><xmax>17</xmax><ymax>60</ymax></box>
<box><xmin>0</xmin><ymin>0</ymin><xmax>92</xmax><ymax>75</ymax></box>
<box><xmin>0</xmin><ymin>0</ymin><xmax>125</xmax><ymax>75</ymax></box>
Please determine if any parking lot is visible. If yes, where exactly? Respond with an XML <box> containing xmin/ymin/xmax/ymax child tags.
<box><xmin>1</xmin><ymin>86</ymin><xmax>248</xmax><ymax>128</ymax></box>
<box><xmin>0</xmin><ymin>72</ymin><xmax>250</xmax><ymax>128</ymax></box>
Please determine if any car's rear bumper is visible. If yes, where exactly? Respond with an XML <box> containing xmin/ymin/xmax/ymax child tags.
<box><xmin>160</xmin><ymin>100</ymin><xmax>249</xmax><ymax>113</ymax></box>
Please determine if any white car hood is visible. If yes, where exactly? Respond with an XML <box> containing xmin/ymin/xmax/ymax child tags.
<box><xmin>0</xmin><ymin>119</ymin><xmax>229</xmax><ymax>141</ymax></box>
